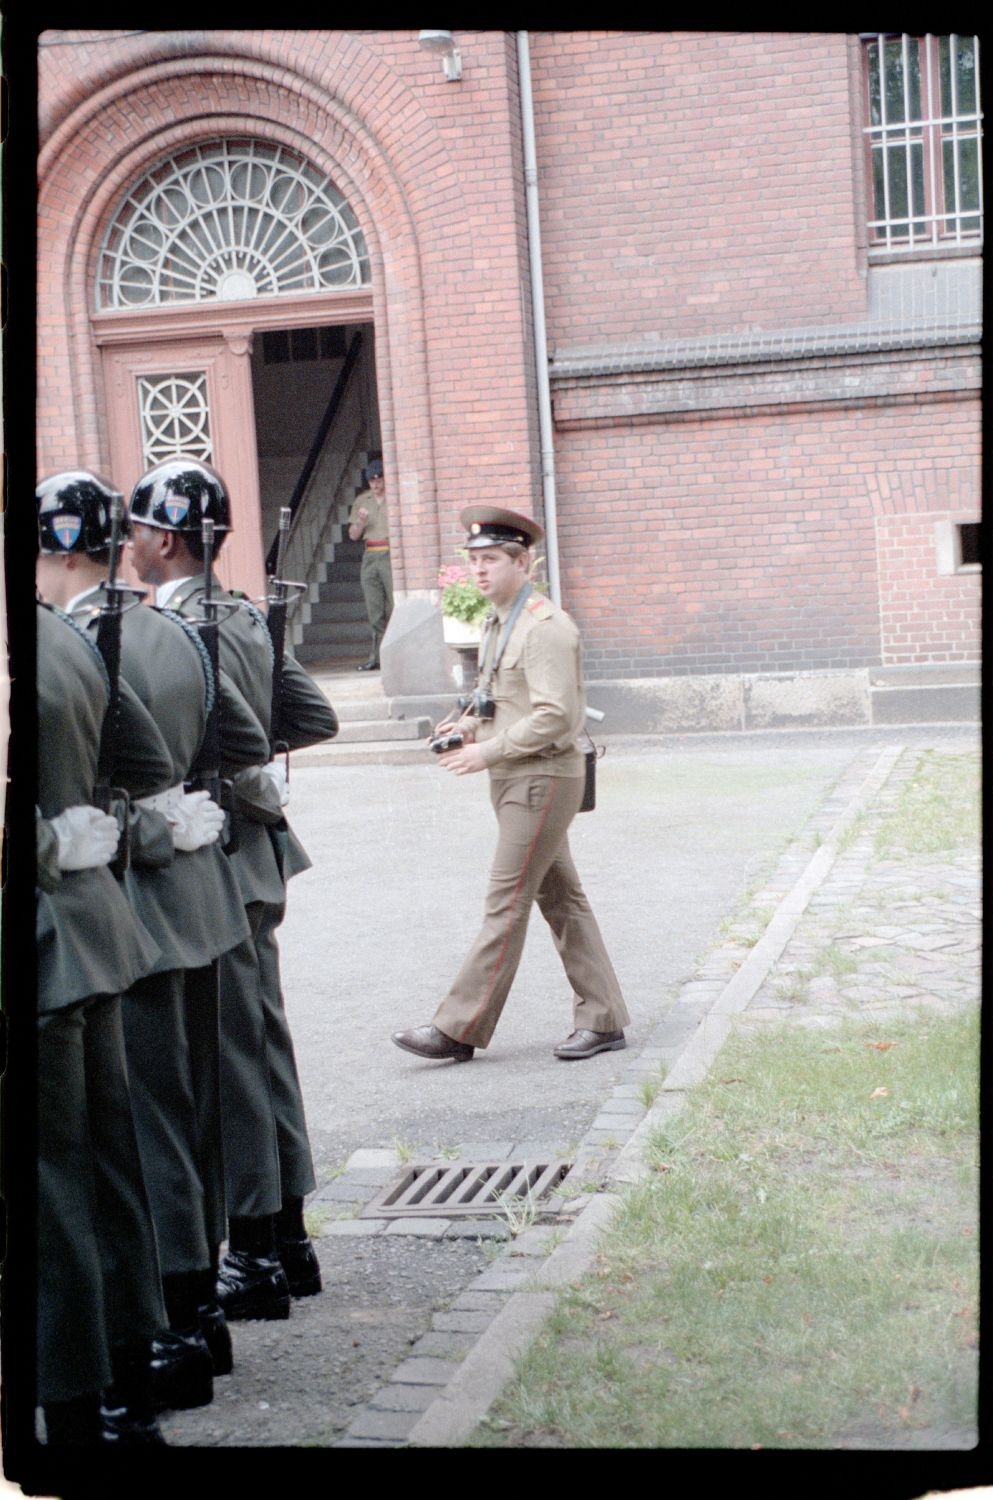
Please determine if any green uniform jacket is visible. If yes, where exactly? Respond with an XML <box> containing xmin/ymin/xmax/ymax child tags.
<box><xmin>70</xmin><ymin>589</ymin><xmax>256</xmax><ymax>970</ymax></box>
<box><xmin>35</xmin><ymin>603</ymin><xmax>170</xmax><ymax>1012</ymax></box>
<box><xmin>167</xmin><ymin>576</ymin><xmax>339</xmax><ymax>906</ymax></box>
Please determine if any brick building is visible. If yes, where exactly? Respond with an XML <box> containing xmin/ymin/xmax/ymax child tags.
<box><xmin>35</xmin><ymin>29</ymin><xmax>982</xmax><ymax>726</ymax></box>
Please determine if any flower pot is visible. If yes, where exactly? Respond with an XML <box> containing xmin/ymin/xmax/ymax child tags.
<box><xmin>442</xmin><ymin>615</ymin><xmax>483</xmax><ymax>648</ymax></box>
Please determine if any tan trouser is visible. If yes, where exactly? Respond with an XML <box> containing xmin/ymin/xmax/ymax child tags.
<box><xmin>432</xmin><ymin>772</ymin><xmax>629</xmax><ymax>1048</ymax></box>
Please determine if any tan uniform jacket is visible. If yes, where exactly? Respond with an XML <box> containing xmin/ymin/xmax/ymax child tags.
<box><xmin>461</xmin><ymin>591</ymin><xmax>586</xmax><ymax>779</ymax></box>
<box><xmin>349</xmin><ymin>489</ymin><xmax>389</xmax><ymax>544</ymax></box>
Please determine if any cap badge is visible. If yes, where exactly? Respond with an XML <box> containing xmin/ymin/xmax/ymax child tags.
<box><xmin>52</xmin><ymin>513</ymin><xmax>82</xmax><ymax>549</ymax></box>
<box><xmin>163</xmin><ymin>494</ymin><xmax>190</xmax><ymax>525</ymax></box>
<box><xmin>471</xmin><ymin>522</ymin><xmax>481</xmax><ymax>534</ymax></box>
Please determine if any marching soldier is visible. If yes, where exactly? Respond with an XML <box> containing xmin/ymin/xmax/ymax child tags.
<box><xmin>126</xmin><ymin>459</ymin><xmax>339</xmax><ymax>1321</ymax></box>
<box><xmin>36</xmin><ymin>470</ymin><xmax>269</xmax><ymax>1412</ymax></box>
<box><xmin>393</xmin><ymin>506</ymin><xmax>630</xmax><ymax>1063</ymax></box>
<box><xmin>35</xmin><ymin>591</ymin><xmax>173</xmax><ymax>1445</ymax></box>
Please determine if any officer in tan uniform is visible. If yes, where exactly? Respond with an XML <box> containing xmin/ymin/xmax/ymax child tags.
<box><xmin>392</xmin><ymin>506</ymin><xmax>629</xmax><ymax>1063</ymax></box>
<box><xmin>348</xmin><ymin>459</ymin><xmax>392</xmax><ymax>671</ymax></box>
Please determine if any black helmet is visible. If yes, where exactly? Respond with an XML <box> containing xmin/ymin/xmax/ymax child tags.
<box><xmin>129</xmin><ymin>458</ymin><xmax>231</xmax><ymax>533</ymax></box>
<box><xmin>36</xmin><ymin>470</ymin><xmax>122</xmax><ymax>554</ymax></box>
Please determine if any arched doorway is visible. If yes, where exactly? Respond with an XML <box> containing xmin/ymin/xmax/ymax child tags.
<box><xmin>93</xmin><ymin>138</ymin><xmax>377</xmax><ymax>602</ymax></box>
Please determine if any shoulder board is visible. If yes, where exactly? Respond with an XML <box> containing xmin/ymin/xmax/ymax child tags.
<box><xmin>235</xmin><ymin>596</ymin><xmax>275</xmax><ymax>668</ymax></box>
<box><xmin>156</xmin><ymin>608</ymin><xmax>215</xmax><ymax>717</ymax></box>
<box><xmin>230</xmin><ymin>588</ymin><xmax>249</xmax><ymax>599</ymax></box>
<box><xmin>524</xmin><ymin>596</ymin><xmax>554</xmax><ymax>621</ymax></box>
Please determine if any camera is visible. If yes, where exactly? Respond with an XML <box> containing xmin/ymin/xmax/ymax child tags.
<box><xmin>429</xmin><ymin>731</ymin><xmax>465</xmax><ymax>754</ymax></box>
<box><xmin>457</xmin><ymin>687</ymin><xmax>495</xmax><ymax>720</ymax></box>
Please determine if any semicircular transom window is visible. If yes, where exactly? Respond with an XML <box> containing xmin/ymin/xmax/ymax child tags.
<box><xmin>96</xmin><ymin>139</ymin><xmax>370</xmax><ymax>310</ymax></box>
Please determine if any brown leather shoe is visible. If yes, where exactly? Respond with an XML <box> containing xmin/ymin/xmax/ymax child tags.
<box><xmin>553</xmin><ymin>1028</ymin><xmax>626</xmax><ymax>1060</ymax></box>
<box><xmin>392</xmin><ymin>1025</ymin><xmax>474</xmax><ymax>1062</ymax></box>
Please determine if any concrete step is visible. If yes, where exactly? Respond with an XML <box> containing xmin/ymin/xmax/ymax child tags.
<box><xmin>292</xmin><ymin>739</ymin><xmax>433</xmax><ymax>768</ymax></box>
<box><xmin>870</xmin><ymin>682</ymin><xmax>981</xmax><ymax>724</ymax></box>
<box><xmin>333</xmin><ymin>716</ymin><xmax>432</xmax><ymax>744</ymax></box>
<box><xmin>307</xmin><ymin>600</ymin><xmax>367</xmax><ymax>624</ymax></box>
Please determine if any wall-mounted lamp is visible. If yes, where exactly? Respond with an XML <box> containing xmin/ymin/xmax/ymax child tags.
<box><xmin>418</xmin><ymin>30</ymin><xmax>463</xmax><ymax>82</ymax></box>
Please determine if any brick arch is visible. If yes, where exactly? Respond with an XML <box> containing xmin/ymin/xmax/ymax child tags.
<box><xmin>37</xmin><ymin>43</ymin><xmax>476</xmax><ymax>591</ymax></box>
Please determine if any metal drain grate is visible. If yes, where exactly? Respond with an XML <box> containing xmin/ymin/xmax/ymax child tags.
<box><xmin>361</xmin><ymin>1160</ymin><xmax>572</xmax><ymax>1218</ymax></box>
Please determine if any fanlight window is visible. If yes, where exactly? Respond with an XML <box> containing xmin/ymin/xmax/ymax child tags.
<box><xmin>97</xmin><ymin>139</ymin><xmax>370</xmax><ymax>310</ymax></box>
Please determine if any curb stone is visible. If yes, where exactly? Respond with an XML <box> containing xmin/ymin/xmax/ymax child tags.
<box><xmin>332</xmin><ymin>738</ymin><xmax>978</xmax><ymax>1448</ymax></box>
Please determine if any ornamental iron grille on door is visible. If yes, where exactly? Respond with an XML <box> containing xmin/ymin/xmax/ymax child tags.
<box><xmin>137</xmin><ymin>372</ymin><xmax>213</xmax><ymax>467</ymax></box>
<box><xmin>97</xmin><ymin>139</ymin><xmax>371</xmax><ymax>310</ymax></box>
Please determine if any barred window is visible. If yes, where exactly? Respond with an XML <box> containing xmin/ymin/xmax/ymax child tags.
<box><xmin>97</xmin><ymin>139</ymin><xmax>370</xmax><ymax>310</ymax></box>
<box><xmin>862</xmin><ymin>34</ymin><xmax>982</xmax><ymax>252</ymax></box>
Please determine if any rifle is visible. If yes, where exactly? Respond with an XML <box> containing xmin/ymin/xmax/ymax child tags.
<box><xmin>93</xmin><ymin>493</ymin><xmax>146</xmax><ymax>877</ymax></box>
<box><xmin>265</xmin><ymin>507</ymin><xmax>306</xmax><ymax>778</ymax></box>
<box><xmin>188</xmin><ymin>517</ymin><xmax>239</xmax><ymax>853</ymax></box>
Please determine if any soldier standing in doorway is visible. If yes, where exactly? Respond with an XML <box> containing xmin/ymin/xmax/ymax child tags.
<box><xmin>348</xmin><ymin>458</ymin><xmax>392</xmax><ymax>671</ymax></box>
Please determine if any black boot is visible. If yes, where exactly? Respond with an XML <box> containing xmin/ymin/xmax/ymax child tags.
<box><xmin>44</xmin><ymin>1394</ymin><xmax>103</xmax><ymax>1446</ymax></box>
<box><xmin>101</xmin><ymin>1340</ymin><xmax>167</xmax><ymax>1444</ymax></box>
<box><xmin>196</xmin><ymin>1260</ymin><xmax>233</xmax><ymax>1377</ymax></box>
<box><xmin>274</xmin><ymin>1197</ymin><xmax>323</xmax><ymax>1298</ymax></box>
<box><xmin>216</xmin><ymin>1216</ymin><xmax>291</xmax><ymax>1322</ymax></box>
<box><xmin>149</xmin><ymin>1272</ymin><xmax>214</xmax><ymax>1411</ymax></box>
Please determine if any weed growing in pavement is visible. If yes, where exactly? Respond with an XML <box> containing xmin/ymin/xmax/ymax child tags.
<box><xmin>638</xmin><ymin>1067</ymin><xmax>667</xmax><ymax>1110</ymax></box>
<box><xmin>772</xmin><ymin>967</ymin><xmax>812</xmax><ymax>1003</ymax></box>
<box><xmin>811</xmin><ymin>944</ymin><xmax>860</xmax><ymax>982</ymax></box>
<box><xmin>303</xmin><ymin>1206</ymin><xmax>334</xmax><ymax>1237</ymax></box>
<box><xmin>391</xmin><ymin>1136</ymin><xmax>415</xmax><ymax>1164</ymax></box>
<box><xmin>472</xmin><ymin>1006</ymin><xmax>979</xmax><ymax>1449</ymax></box>
<box><xmin>498</xmin><ymin>1186</ymin><xmax>538</xmax><ymax>1238</ymax></box>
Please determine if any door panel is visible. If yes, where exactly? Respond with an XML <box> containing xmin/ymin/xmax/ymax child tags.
<box><xmin>102</xmin><ymin>336</ymin><xmax>266</xmax><ymax>601</ymax></box>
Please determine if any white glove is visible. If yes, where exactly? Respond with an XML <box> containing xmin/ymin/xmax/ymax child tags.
<box><xmin>260</xmin><ymin>760</ymin><xmax>290</xmax><ymax>807</ymax></box>
<box><xmin>168</xmin><ymin>789</ymin><xmax>226</xmax><ymax>851</ymax></box>
<box><xmin>51</xmin><ymin>805</ymin><xmax>121</xmax><ymax>871</ymax></box>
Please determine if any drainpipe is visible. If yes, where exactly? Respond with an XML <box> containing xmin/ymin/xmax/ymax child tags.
<box><xmin>517</xmin><ymin>30</ymin><xmax>561</xmax><ymax>605</ymax></box>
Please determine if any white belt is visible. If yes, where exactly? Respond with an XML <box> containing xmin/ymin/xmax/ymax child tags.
<box><xmin>135</xmin><ymin>781</ymin><xmax>186</xmax><ymax>815</ymax></box>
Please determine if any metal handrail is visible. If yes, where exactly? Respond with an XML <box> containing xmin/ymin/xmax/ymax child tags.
<box><xmin>265</xmin><ymin>327</ymin><xmax>365</xmax><ymax>574</ymax></box>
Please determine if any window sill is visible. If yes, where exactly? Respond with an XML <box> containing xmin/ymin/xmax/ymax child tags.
<box><xmin>868</xmin><ymin>243</ymin><xmax>983</xmax><ymax>267</ymax></box>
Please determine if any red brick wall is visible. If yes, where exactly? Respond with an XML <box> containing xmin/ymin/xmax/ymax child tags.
<box><xmin>876</xmin><ymin>514</ymin><xmax>982</xmax><ymax>664</ymax></box>
<box><xmin>530</xmin><ymin>30</ymin><xmax>867</xmax><ymax>347</ymax></box>
<box><xmin>36</xmin><ymin>29</ymin><xmax>981</xmax><ymax>681</ymax></box>
<box><xmin>554</xmin><ymin>398</ymin><xmax>980</xmax><ymax>678</ymax></box>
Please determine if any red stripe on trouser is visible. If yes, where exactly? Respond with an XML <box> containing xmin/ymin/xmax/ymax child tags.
<box><xmin>456</xmin><ymin>779</ymin><xmax>559</xmax><ymax>1042</ymax></box>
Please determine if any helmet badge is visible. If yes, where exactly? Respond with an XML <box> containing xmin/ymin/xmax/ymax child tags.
<box><xmin>164</xmin><ymin>494</ymin><xmax>191</xmax><ymax>526</ymax></box>
<box><xmin>52</xmin><ymin>513</ymin><xmax>83</xmax><ymax>549</ymax></box>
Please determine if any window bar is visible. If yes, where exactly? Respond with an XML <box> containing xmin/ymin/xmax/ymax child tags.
<box><xmin>877</xmin><ymin>35</ymin><xmax>894</xmax><ymax>248</ymax></box>
<box><xmin>923</xmin><ymin>34</ymin><xmax>940</xmax><ymax>246</ymax></box>
<box><xmin>901</xmin><ymin>32</ymin><xmax>919</xmax><ymax>246</ymax></box>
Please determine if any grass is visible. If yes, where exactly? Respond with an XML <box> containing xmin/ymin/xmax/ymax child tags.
<box><xmin>873</xmin><ymin>750</ymin><xmax>981</xmax><ymax>858</ymax></box>
<box><xmin>637</xmin><ymin>1067</ymin><xmax>667</xmax><ymax>1110</ymax></box>
<box><xmin>473</xmin><ymin>1006</ymin><xmax>979</xmax><ymax>1449</ymax></box>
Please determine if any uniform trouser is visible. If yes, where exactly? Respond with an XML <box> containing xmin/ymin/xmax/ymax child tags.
<box><xmin>217</xmin><ymin>899</ymin><xmax>316</xmax><ymax>1218</ymax></box>
<box><xmin>359</xmin><ymin>550</ymin><xmax>393</xmax><ymax>662</ymax></box>
<box><xmin>37</xmin><ymin>994</ymin><xmax>165</xmax><ymax>1405</ymax></box>
<box><xmin>121</xmin><ymin>963</ymin><xmax>225</xmax><ymax>1276</ymax></box>
<box><xmin>432</xmin><ymin>772</ymin><xmax>630</xmax><ymax>1049</ymax></box>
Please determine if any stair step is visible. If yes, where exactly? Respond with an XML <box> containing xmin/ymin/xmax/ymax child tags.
<box><xmin>307</xmin><ymin>601</ymin><xmax>367</xmax><ymax>624</ymax></box>
<box><xmin>333</xmin><ymin>717</ymin><xmax>432</xmax><ymax>744</ymax></box>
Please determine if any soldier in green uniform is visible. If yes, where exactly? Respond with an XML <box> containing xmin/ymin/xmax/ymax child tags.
<box><xmin>393</xmin><ymin>506</ymin><xmax>630</xmax><ymax>1064</ymax></box>
<box><xmin>35</xmin><ymin>594</ymin><xmax>174</xmax><ymax>1445</ymax></box>
<box><xmin>36</xmin><ymin>470</ymin><xmax>270</xmax><ymax>1412</ymax></box>
<box><xmin>348</xmin><ymin>458</ymin><xmax>392</xmax><ymax>671</ymax></box>
<box><xmin>127</xmin><ymin>459</ymin><xmax>339</xmax><ymax>1321</ymax></box>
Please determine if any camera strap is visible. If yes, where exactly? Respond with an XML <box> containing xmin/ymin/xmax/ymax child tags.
<box><xmin>478</xmin><ymin>582</ymin><xmax>533</xmax><ymax>691</ymax></box>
